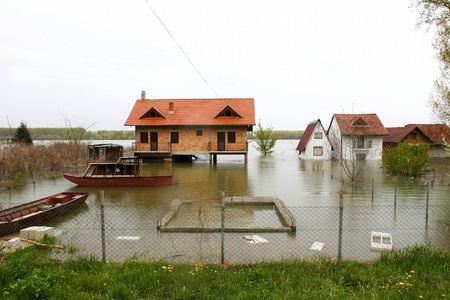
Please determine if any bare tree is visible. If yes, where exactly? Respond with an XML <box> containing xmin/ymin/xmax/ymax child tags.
<box><xmin>429</xmin><ymin>73</ymin><xmax>450</xmax><ymax>125</ymax></box>
<box><xmin>59</xmin><ymin>114</ymin><xmax>95</xmax><ymax>144</ymax></box>
<box><xmin>328</xmin><ymin>131</ymin><xmax>365</xmax><ymax>182</ymax></box>
<box><xmin>412</xmin><ymin>0</ymin><xmax>450</xmax><ymax>125</ymax></box>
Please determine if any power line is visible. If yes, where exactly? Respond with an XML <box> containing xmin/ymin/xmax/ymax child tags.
<box><xmin>143</xmin><ymin>0</ymin><xmax>218</xmax><ymax>97</ymax></box>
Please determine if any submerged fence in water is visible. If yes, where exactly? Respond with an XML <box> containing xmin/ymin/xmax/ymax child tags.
<box><xmin>2</xmin><ymin>187</ymin><xmax>448</xmax><ymax>263</ymax></box>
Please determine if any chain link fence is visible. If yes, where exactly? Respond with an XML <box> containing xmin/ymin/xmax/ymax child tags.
<box><xmin>2</xmin><ymin>187</ymin><xmax>448</xmax><ymax>263</ymax></box>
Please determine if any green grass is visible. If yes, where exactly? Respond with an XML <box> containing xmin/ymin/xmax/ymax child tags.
<box><xmin>0</xmin><ymin>244</ymin><xmax>448</xmax><ymax>299</ymax></box>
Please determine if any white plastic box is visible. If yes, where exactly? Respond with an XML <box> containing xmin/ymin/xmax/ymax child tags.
<box><xmin>371</xmin><ymin>231</ymin><xmax>393</xmax><ymax>251</ymax></box>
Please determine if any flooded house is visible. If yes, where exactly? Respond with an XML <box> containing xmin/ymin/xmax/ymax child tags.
<box><xmin>124</xmin><ymin>92</ymin><xmax>255</xmax><ymax>162</ymax></box>
<box><xmin>383</xmin><ymin>125</ymin><xmax>432</xmax><ymax>149</ymax></box>
<box><xmin>405</xmin><ymin>124</ymin><xmax>450</xmax><ymax>158</ymax></box>
<box><xmin>327</xmin><ymin>113</ymin><xmax>388</xmax><ymax>161</ymax></box>
<box><xmin>296</xmin><ymin>119</ymin><xmax>331</xmax><ymax>160</ymax></box>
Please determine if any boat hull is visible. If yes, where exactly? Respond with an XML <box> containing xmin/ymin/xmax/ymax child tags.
<box><xmin>0</xmin><ymin>192</ymin><xmax>89</xmax><ymax>237</ymax></box>
<box><xmin>63</xmin><ymin>174</ymin><xmax>173</xmax><ymax>187</ymax></box>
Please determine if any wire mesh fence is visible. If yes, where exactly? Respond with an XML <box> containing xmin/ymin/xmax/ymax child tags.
<box><xmin>2</xmin><ymin>188</ymin><xmax>448</xmax><ymax>263</ymax></box>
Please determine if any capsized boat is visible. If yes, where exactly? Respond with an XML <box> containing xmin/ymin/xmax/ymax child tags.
<box><xmin>0</xmin><ymin>192</ymin><xmax>89</xmax><ymax>237</ymax></box>
<box><xmin>63</xmin><ymin>157</ymin><xmax>173</xmax><ymax>187</ymax></box>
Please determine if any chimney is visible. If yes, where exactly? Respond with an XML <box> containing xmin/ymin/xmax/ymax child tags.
<box><xmin>141</xmin><ymin>91</ymin><xmax>146</xmax><ymax>99</ymax></box>
<box><xmin>169</xmin><ymin>102</ymin><xmax>174</xmax><ymax>114</ymax></box>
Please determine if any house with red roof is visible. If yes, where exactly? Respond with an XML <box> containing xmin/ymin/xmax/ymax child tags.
<box><xmin>327</xmin><ymin>113</ymin><xmax>388</xmax><ymax>161</ymax></box>
<box><xmin>406</xmin><ymin>124</ymin><xmax>450</xmax><ymax>158</ymax></box>
<box><xmin>383</xmin><ymin>125</ymin><xmax>432</xmax><ymax>148</ymax></box>
<box><xmin>296</xmin><ymin>120</ymin><xmax>331</xmax><ymax>160</ymax></box>
<box><xmin>125</xmin><ymin>93</ymin><xmax>255</xmax><ymax>161</ymax></box>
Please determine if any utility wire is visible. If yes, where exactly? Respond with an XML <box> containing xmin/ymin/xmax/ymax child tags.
<box><xmin>144</xmin><ymin>0</ymin><xmax>219</xmax><ymax>97</ymax></box>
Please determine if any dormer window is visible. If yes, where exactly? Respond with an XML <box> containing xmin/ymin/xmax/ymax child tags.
<box><xmin>351</xmin><ymin>117</ymin><xmax>369</xmax><ymax>127</ymax></box>
<box><xmin>215</xmin><ymin>105</ymin><xmax>243</xmax><ymax>118</ymax></box>
<box><xmin>139</xmin><ymin>107</ymin><xmax>166</xmax><ymax>119</ymax></box>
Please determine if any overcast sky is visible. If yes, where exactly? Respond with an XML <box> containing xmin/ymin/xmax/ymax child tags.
<box><xmin>0</xmin><ymin>0</ymin><xmax>440</xmax><ymax>131</ymax></box>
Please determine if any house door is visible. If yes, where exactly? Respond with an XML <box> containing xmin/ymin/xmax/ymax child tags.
<box><xmin>150</xmin><ymin>132</ymin><xmax>158</xmax><ymax>151</ymax></box>
<box><xmin>217</xmin><ymin>132</ymin><xmax>225</xmax><ymax>151</ymax></box>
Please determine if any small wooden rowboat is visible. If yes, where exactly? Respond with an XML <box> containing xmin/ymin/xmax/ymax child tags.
<box><xmin>64</xmin><ymin>157</ymin><xmax>173</xmax><ymax>187</ymax></box>
<box><xmin>0</xmin><ymin>192</ymin><xmax>89</xmax><ymax>237</ymax></box>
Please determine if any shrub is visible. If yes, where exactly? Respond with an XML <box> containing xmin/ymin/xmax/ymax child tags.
<box><xmin>382</xmin><ymin>142</ymin><xmax>430</xmax><ymax>176</ymax></box>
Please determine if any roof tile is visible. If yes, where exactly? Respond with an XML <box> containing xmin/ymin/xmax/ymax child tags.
<box><xmin>332</xmin><ymin>114</ymin><xmax>388</xmax><ymax>136</ymax></box>
<box><xmin>125</xmin><ymin>98</ymin><xmax>255</xmax><ymax>127</ymax></box>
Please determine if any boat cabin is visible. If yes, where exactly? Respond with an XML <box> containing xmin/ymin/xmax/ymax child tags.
<box><xmin>82</xmin><ymin>157</ymin><xmax>140</xmax><ymax>177</ymax></box>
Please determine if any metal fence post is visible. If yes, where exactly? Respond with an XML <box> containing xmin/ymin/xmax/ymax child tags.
<box><xmin>338</xmin><ymin>191</ymin><xmax>343</xmax><ymax>262</ymax></box>
<box><xmin>394</xmin><ymin>180</ymin><xmax>397</xmax><ymax>210</ymax></box>
<box><xmin>100</xmin><ymin>190</ymin><xmax>106</xmax><ymax>263</ymax></box>
<box><xmin>426</xmin><ymin>182</ymin><xmax>430</xmax><ymax>227</ymax></box>
<box><xmin>371</xmin><ymin>178</ymin><xmax>374</xmax><ymax>201</ymax></box>
<box><xmin>221</xmin><ymin>191</ymin><xmax>225</xmax><ymax>264</ymax></box>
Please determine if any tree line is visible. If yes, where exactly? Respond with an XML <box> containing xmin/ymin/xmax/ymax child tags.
<box><xmin>0</xmin><ymin>128</ymin><xmax>135</xmax><ymax>141</ymax></box>
<box><xmin>248</xmin><ymin>130</ymin><xmax>303</xmax><ymax>140</ymax></box>
<box><xmin>1</xmin><ymin>128</ymin><xmax>302</xmax><ymax>141</ymax></box>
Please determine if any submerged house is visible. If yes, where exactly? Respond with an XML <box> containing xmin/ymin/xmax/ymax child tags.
<box><xmin>327</xmin><ymin>113</ymin><xmax>388</xmax><ymax>161</ymax></box>
<box><xmin>125</xmin><ymin>94</ymin><xmax>255</xmax><ymax>161</ymax></box>
<box><xmin>383</xmin><ymin>125</ymin><xmax>432</xmax><ymax>149</ymax></box>
<box><xmin>406</xmin><ymin>124</ymin><xmax>450</xmax><ymax>158</ymax></box>
<box><xmin>296</xmin><ymin>119</ymin><xmax>331</xmax><ymax>160</ymax></box>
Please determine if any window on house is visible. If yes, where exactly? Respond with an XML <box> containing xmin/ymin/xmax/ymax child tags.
<box><xmin>357</xmin><ymin>136</ymin><xmax>365</xmax><ymax>148</ymax></box>
<box><xmin>196</xmin><ymin>130</ymin><xmax>203</xmax><ymax>136</ymax></box>
<box><xmin>411</xmin><ymin>132</ymin><xmax>418</xmax><ymax>140</ymax></box>
<box><xmin>314</xmin><ymin>132</ymin><xmax>323</xmax><ymax>139</ymax></box>
<box><xmin>368</xmin><ymin>140</ymin><xmax>372</xmax><ymax>149</ymax></box>
<box><xmin>140</xmin><ymin>132</ymin><xmax>148</xmax><ymax>143</ymax></box>
<box><xmin>313</xmin><ymin>146</ymin><xmax>323</xmax><ymax>156</ymax></box>
<box><xmin>171</xmin><ymin>132</ymin><xmax>179</xmax><ymax>144</ymax></box>
<box><xmin>228</xmin><ymin>132</ymin><xmax>236</xmax><ymax>143</ymax></box>
<box><xmin>356</xmin><ymin>153</ymin><xmax>366</xmax><ymax>160</ymax></box>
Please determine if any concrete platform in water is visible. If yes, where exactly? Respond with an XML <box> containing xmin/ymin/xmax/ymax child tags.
<box><xmin>158</xmin><ymin>196</ymin><xmax>296</xmax><ymax>233</ymax></box>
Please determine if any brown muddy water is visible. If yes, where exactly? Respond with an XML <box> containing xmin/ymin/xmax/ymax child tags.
<box><xmin>1</xmin><ymin>140</ymin><xmax>449</xmax><ymax>262</ymax></box>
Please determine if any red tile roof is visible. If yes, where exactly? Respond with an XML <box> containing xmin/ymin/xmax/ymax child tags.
<box><xmin>331</xmin><ymin>114</ymin><xmax>388</xmax><ymax>136</ymax></box>
<box><xmin>383</xmin><ymin>126</ymin><xmax>431</xmax><ymax>143</ymax></box>
<box><xmin>125</xmin><ymin>98</ymin><xmax>255</xmax><ymax>127</ymax></box>
<box><xmin>407</xmin><ymin>124</ymin><xmax>450</xmax><ymax>145</ymax></box>
<box><xmin>296</xmin><ymin>120</ymin><xmax>319</xmax><ymax>151</ymax></box>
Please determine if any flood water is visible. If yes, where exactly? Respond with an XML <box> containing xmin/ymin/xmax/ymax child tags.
<box><xmin>1</xmin><ymin>140</ymin><xmax>449</xmax><ymax>262</ymax></box>
<box><xmin>3</xmin><ymin>140</ymin><xmax>449</xmax><ymax>206</ymax></box>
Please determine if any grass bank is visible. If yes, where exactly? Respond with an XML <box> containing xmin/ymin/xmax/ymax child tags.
<box><xmin>0</xmin><ymin>243</ymin><xmax>448</xmax><ymax>299</ymax></box>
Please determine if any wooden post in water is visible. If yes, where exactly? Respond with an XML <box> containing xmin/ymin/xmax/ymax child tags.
<box><xmin>220</xmin><ymin>191</ymin><xmax>225</xmax><ymax>264</ymax></box>
<box><xmin>100</xmin><ymin>190</ymin><xmax>106</xmax><ymax>263</ymax></box>
<box><xmin>337</xmin><ymin>191</ymin><xmax>344</xmax><ymax>262</ymax></box>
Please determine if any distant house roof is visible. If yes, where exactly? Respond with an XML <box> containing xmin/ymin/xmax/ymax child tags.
<box><xmin>330</xmin><ymin>114</ymin><xmax>388</xmax><ymax>136</ymax></box>
<box><xmin>383</xmin><ymin>126</ymin><xmax>431</xmax><ymax>144</ymax></box>
<box><xmin>296</xmin><ymin>120</ymin><xmax>319</xmax><ymax>151</ymax></box>
<box><xmin>406</xmin><ymin>124</ymin><xmax>450</xmax><ymax>145</ymax></box>
<box><xmin>125</xmin><ymin>98</ymin><xmax>255</xmax><ymax>127</ymax></box>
